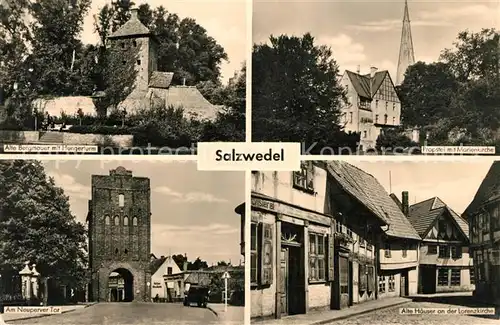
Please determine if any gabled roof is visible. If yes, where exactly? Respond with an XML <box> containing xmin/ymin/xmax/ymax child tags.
<box><xmin>390</xmin><ymin>193</ymin><xmax>403</xmax><ymax>211</ymax></box>
<box><xmin>108</xmin><ymin>12</ymin><xmax>150</xmax><ymax>39</ymax></box>
<box><xmin>149</xmin><ymin>72</ymin><xmax>174</xmax><ymax>89</ymax></box>
<box><xmin>463</xmin><ymin>162</ymin><xmax>500</xmax><ymax>217</ymax></box>
<box><xmin>185</xmin><ymin>271</ymin><xmax>212</xmax><ymax>286</ymax></box>
<box><xmin>345</xmin><ymin>70</ymin><xmax>392</xmax><ymax>100</ymax></box>
<box><xmin>149</xmin><ymin>255</ymin><xmax>183</xmax><ymax>274</ymax></box>
<box><xmin>326</xmin><ymin>161</ymin><xmax>420</xmax><ymax>240</ymax></box>
<box><xmin>408</xmin><ymin>197</ymin><xmax>469</xmax><ymax>239</ymax></box>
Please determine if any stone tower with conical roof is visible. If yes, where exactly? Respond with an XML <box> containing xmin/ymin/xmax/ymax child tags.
<box><xmin>107</xmin><ymin>8</ymin><xmax>158</xmax><ymax>94</ymax></box>
<box><xmin>396</xmin><ymin>0</ymin><xmax>415</xmax><ymax>85</ymax></box>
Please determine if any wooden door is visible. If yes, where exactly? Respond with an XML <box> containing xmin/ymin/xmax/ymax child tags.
<box><xmin>280</xmin><ymin>247</ymin><xmax>289</xmax><ymax>315</ymax></box>
<box><xmin>400</xmin><ymin>274</ymin><xmax>407</xmax><ymax>296</ymax></box>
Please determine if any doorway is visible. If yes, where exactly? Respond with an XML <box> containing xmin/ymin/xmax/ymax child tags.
<box><xmin>400</xmin><ymin>270</ymin><xmax>409</xmax><ymax>297</ymax></box>
<box><xmin>420</xmin><ymin>265</ymin><xmax>436</xmax><ymax>294</ymax></box>
<box><xmin>108</xmin><ymin>268</ymin><xmax>134</xmax><ymax>302</ymax></box>
<box><xmin>280</xmin><ymin>244</ymin><xmax>305</xmax><ymax>316</ymax></box>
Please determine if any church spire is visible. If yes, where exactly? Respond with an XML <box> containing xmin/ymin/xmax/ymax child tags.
<box><xmin>396</xmin><ymin>0</ymin><xmax>415</xmax><ymax>85</ymax></box>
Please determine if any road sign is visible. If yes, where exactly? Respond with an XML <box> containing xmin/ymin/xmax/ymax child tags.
<box><xmin>222</xmin><ymin>271</ymin><xmax>231</xmax><ymax>279</ymax></box>
<box><xmin>222</xmin><ymin>271</ymin><xmax>231</xmax><ymax>312</ymax></box>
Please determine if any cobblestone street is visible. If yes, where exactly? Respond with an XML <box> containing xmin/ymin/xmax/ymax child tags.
<box><xmin>327</xmin><ymin>296</ymin><xmax>499</xmax><ymax>325</ymax></box>
<box><xmin>8</xmin><ymin>302</ymin><xmax>218</xmax><ymax>325</ymax></box>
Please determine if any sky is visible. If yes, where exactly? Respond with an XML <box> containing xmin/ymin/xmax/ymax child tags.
<box><xmin>79</xmin><ymin>0</ymin><xmax>247</xmax><ymax>84</ymax></box>
<box><xmin>348</xmin><ymin>159</ymin><xmax>495</xmax><ymax>215</ymax></box>
<box><xmin>253</xmin><ymin>0</ymin><xmax>500</xmax><ymax>79</ymax></box>
<box><xmin>42</xmin><ymin>160</ymin><xmax>245</xmax><ymax>266</ymax></box>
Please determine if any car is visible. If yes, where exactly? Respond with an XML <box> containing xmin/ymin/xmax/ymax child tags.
<box><xmin>183</xmin><ymin>285</ymin><xmax>210</xmax><ymax>308</ymax></box>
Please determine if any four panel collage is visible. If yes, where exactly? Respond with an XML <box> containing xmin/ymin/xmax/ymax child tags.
<box><xmin>0</xmin><ymin>0</ymin><xmax>499</xmax><ymax>324</ymax></box>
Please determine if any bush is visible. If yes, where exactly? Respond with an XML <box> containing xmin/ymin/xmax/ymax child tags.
<box><xmin>376</xmin><ymin>128</ymin><xmax>419</xmax><ymax>150</ymax></box>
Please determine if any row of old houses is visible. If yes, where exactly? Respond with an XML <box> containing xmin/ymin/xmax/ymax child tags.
<box><xmin>235</xmin><ymin>161</ymin><xmax>477</xmax><ymax>320</ymax></box>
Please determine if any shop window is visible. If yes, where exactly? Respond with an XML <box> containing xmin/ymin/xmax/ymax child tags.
<box><xmin>428</xmin><ymin>245</ymin><xmax>437</xmax><ymax>255</ymax></box>
<box><xmin>293</xmin><ymin>161</ymin><xmax>314</xmax><ymax>192</ymax></box>
<box><xmin>340</xmin><ymin>256</ymin><xmax>349</xmax><ymax>294</ymax></box>
<box><xmin>388</xmin><ymin>275</ymin><xmax>395</xmax><ymax>292</ymax></box>
<box><xmin>309</xmin><ymin>233</ymin><xmax>326</xmax><ymax>282</ymax></box>
<box><xmin>378</xmin><ymin>276</ymin><xmax>386</xmax><ymax>293</ymax></box>
<box><xmin>359</xmin><ymin>264</ymin><xmax>367</xmax><ymax>291</ymax></box>
<box><xmin>438</xmin><ymin>268</ymin><xmax>449</xmax><ymax>286</ymax></box>
<box><xmin>451</xmin><ymin>269</ymin><xmax>461</xmax><ymax>286</ymax></box>
<box><xmin>367</xmin><ymin>266</ymin><xmax>375</xmax><ymax>292</ymax></box>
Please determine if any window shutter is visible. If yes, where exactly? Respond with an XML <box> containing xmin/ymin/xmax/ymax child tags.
<box><xmin>260</xmin><ymin>223</ymin><xmax>274</xmax><ymax>285</ymax></box>
<box><xmin>327</xmin><ymin>233</ymin><xmax>334</xmax><ymax>281</ymax></box>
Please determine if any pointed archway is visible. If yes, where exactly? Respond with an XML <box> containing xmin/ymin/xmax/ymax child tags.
<box><xmin>108</xmin><ymin>268</ymin><xmax>134</xmax><ymax>302</ymax></box>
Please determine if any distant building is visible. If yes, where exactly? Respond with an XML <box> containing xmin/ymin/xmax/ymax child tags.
<box><xmin>338</xmin><ymin>68</ymin><xmax>401</xmax><ymax>150</ymax></box>
<box><xmin>463</xmin><ymin>162</ymin><xmax>500</xmax><ymax>306</ymax></box>
<box><xmin>150</xmin><ymin>255</ymin><xmax>185</xmax><ymax>302</ymax></box>
<box><xmin>407</xmin><ymin>197</ymin><xmax>473</xmax><ymax>293</ymax></box>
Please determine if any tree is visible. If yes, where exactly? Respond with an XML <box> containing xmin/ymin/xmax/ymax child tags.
<box><xmin>252</xmin><ymin>33</ymin><xmax>359</xmax><ymax>152</ymax></box>
<box><xmin>398</xmin><ymin>61</ymin><xmax>458</xmax><ymax>128</ymax></box>
<box><xmin>217</xmin><ymin>261</ymin><xmax>228</xmax><ymax>266</ymax></box>
<box><xmin>0</xmin><ymin>160</ymin><xmax>87</xmax><ymax>289</ymax></box>
<box><xmin>27</xmin><ymin>0</ymin><xmax>92</xmax><ymax>96</ymax></box>
<box><xmin>188</xmin><ymin>257</ymin><xmax>208</xmax><ymax>271</ymax></box>
<box><xmin>440</xmin><ymin>28</ymin><xmax>499</xmax><ymax>82</ymax></box>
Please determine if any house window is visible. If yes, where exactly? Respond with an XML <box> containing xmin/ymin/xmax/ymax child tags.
<box><xmin>114</xmin><ymin>216</ymin><xmax>119</xmax><ymax>226</ymax></box>
<box><xmin>250</xmin><ymin>223</ymin><xmax>258</xmax><ymax>285</ymax></box>
<box><xmin>385</xmin><ymin>102</ymin><xmax>388</xmax><ymax>110</ymax></box>
<box><xmin>133</xmin><ymin>40</ymin><xmax>137</xmax><ymax>47</ymax></box>
<box><xmin>375</xmin><ymin>100</ymin><xmax>379</xmax><ymax>108</ymax></box>
<box><xmin>392</xmin><ymin>116</ymin><xmax>395</xmax><ymax>124</ymax></box>
<box><xmin>359</xmin><ymin>237</ymin><xmax>366</xmax><ymax>248</ymax></box>
<box><xmin>439</xmin><ymin>246</ymin><xmax>450</xmax><ymax>258</ymax></box>
<box><xmin>450</xmin><ymin>269</ymin><xmax>461</xmax><ymax>286</ymax></box>
<box><xmin>384</xmin><ymin>114</ymin><xmax>388</xmax><ymax>124</ymax></box>
<box><xmin>132</xmin><ymin>217</ymin><xmax>138</xmax><ymax>226</ymax></box>
<box><xmin>336</xmin><ymin>221</ymin><xmax>343</xmax><ymax>233</ymax></box>
<box><xmin>105</xmin><ymin>215</ymin><xmax>110</xmax><ymax>225</ymax></box>
<box><xmin>470</xmin><ymin>267</ymin><xmax>475</xmax><ymax>285</ymax></box>
<box><xmin>309</xmin><ymin>233</ymin><xmax>326</xmax><ymax>282</ymax></box>
<box><xmin>346</xmin><ymin>228</ymin><xmax>352</xmax><ymax>238</ymax></box>
<box><xmin>438</xmin><ymin>268</ymin><xmax>448</xmax><ymax>286</ymax></box>
<box><xmin>483</xmin><ymin>213</ymin><xmax>490</xmax><ymax>233</ymax></box>
<box><xmin>375</xmin><ymin>115</ymin><xmax>379</xmax><ymax>123</ymax></box>
<box><xmin>137</xmin><ymin>59</ymin><xmax>141</xmax><ymax>66</ymax></box>
<box><xmin>392</xmin><ymin>103</ymin><xmax>395</xmax><ymax>110</ymax></box>
<box><xmin>388</xmin><ymin>275</ymin><xmax>395</xmax><ymax>292</ymax></box>
<box><xmin>121</xmin><ymin>42</ymin><xmax>125</xmax><ymax>49</ymax></box>
<box><xmin>363</xmin><ymin>131</ymin><xmax>367</xmax><ymax>138</ymax></box>
<box><xmin>118</xmin><ymin>194</ymin><xmax>124</xmax><ymax>207</ymax></box>
<box><xmin>428</xmin><ymin>245</ymin><xmax>437</xmax><ymax>255</ymax></box>
<box><xmin>293</xmin><ymin>161</ymin><xmax>314</xmax><ymax>192</ymax></box>
<box><xmin>453</xmin><ymin>246</ymin><xmax>462</xmax><ymax>259</ymax></box>
<box><xmin>349</xmin><ymin>112</ymin><xmax>353</xmax><ymax>123</ymax></box>
<box><xmin>378</xmin><ymin>276</ymin><xmax>386</xmax><ymax>293</ymax></box>
<box><xmin>123</xmin><ymin>216</ymin><xmax>129</xmax><ymax>226</ymax></box>
<box><xmin>167</xmin><ymin>267</ymin><xmax>173</xmax><ymax>275</ymax></box>
<box><xmin>122</xmin><ymin>60</ymin><xmax>126</xmax><ymax>65</ymax></box>
<box><xmin>384</xmin><ymin>243</ymin><xmax>391</xmax><ymax>258</ymax></box>
<box><xmin>402</xmin><ymin>243</ymin><xmax>407</xmax><ymax>258</ymax></box>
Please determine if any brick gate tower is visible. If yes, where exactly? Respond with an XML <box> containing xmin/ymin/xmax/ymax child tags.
<box><xmin>87</xmin><ymin>167</ymin><xmax>151</xmax><ymax>302</ymax></box>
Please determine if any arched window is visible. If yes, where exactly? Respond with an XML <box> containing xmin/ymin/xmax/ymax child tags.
<box><xmin>123</xmin><ymin>216</ymin><xmax>129</xmax><ymax>226</ymax></box>
<box><xmin>114</xmin><ymin>216</ymin><xmax>120</xmax><ymax>226</ymax></box>
<box><xmin>124</xmin><ymin>249</ymin><xmax>128</xmax><ymax>255</ymax></box>
<box><xmin>118</xmin><ymin>194</ymin><xmax>125</xmax><ymax>207</ymax></box>
<box><xmin>115</xmin><ymin>248</ymin><xmax>119</xmax><ymax>254</ymax></box>
<box><xmin>105</xmin><ymin>215</ymin><xmax>110</xmax><ymax>225</ymax></box>
<box><xmin>132</xmin><ymin>217</ymin><xmax>138</xmax><ymax>226</ymax></box>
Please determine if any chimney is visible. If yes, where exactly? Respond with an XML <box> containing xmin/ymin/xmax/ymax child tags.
<box><xmin>402</xmin><ymin>191</ymin><xmax>409</xmax><ymax>216</ymax></box>
<box><xmin>356</xmin><ymin>65</ymin><xmax>360</xmax><ymax>74</ymax></box>
<box><xmin>183</xmin><ymin>253</ymin><xmax>188</xmax><ymax>271</ymax></box>
<box><xmin>160</xmin><ymin>255</ymin><xmax>165</xmax><ymax>259</ymax></box>
<box><xmin>370</xmin><ymin>66</ymin><xmax>378</xmax><ymax>78</ymax></box>
<box><xmin>130</xmin><ymin>8</ymin><xmax>139</xmax><ymax>20</ymax></box>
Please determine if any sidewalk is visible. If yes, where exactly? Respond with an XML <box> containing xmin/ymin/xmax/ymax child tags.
<box><xmin>254</xmin><ymin>297</ymin><xmax>411</xmax><ymax>325</ymax></box>
<box><xmin>2</xmin><ymin>303</ymin><xmax>95</xmax><ymax>323</ymax></box>
<box><xmin>208</xmin><ymin>303</ymin><xmax>244</xmax><ymax>325</ymax></box>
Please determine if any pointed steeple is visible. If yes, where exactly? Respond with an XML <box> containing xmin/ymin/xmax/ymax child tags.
<box><xmin>396</xmin><ymin>0</ymin><xmax>415</xmax><ymax>85</ymax></box>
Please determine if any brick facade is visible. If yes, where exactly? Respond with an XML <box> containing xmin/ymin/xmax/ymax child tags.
<box><xmin>88</xmin><ymin>167</ymin><xmax>151</xmax><ymax>302</ymax></box>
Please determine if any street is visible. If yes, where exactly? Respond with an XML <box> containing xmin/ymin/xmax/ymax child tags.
<box><xmin>8</xmin><ymin>302</ymin><xmax>218</xmax><ymax>325</ymax></box>
<box><xmin>327</xmin><ymin>296</ymin><xmax>499</xmax><ymax>325</ymax></box>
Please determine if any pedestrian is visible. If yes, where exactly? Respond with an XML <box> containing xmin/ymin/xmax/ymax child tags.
<box><xmin>154</xmin><ymin>294</ymin><xmax>159</xmax><ymax>303</ymax></box>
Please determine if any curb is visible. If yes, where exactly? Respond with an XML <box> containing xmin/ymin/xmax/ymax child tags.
<box><xmin>207</xmin><ymin>305</ymin><xmax>219</xmax><ymax>318</ymax></box>
<box><xmin>311</xmin><ymin>300</ymin><xmax>412</xmax><ymax>325</ymax></box>
<box><xmin>6</xmin><ymin>303</ymin><xmax>97</xmax><ymax>323</ymax></box>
